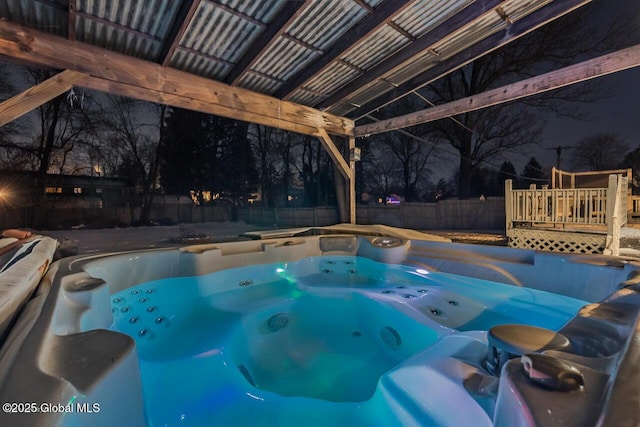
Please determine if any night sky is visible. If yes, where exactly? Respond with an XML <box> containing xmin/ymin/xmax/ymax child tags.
<box><xmin>515</xmin><ymin>0</ymin><xmax>640</xmax><ymax>173</ymax></box>
<box><xmin>538</xmin><ymin>67</ymin><xmax>640</xmax><ymax>170</ymax></box>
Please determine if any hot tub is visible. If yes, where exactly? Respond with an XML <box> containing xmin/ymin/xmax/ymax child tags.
<box><xmin>1</xmin><ymin>226</ymin><xmax>639</xmax><ymax>426</ymax></box>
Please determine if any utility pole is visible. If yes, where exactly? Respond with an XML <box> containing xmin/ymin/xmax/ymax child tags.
<box><xmin>547</xmin><ymin>145</ymin><xmax>573</xmax><ymax>169</ymax></box>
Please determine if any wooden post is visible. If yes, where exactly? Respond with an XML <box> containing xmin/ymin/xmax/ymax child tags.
<box><xmin>611</xmin><ymin>175</ymin><xmax>624</xmax><ymax>256</ymax></box>
<box><xmin>505</xmin><ymin>179</ymin><xmax>513</xmax><ymax>237</ymax></box>
<box><xmin>349</xmin><ymin>136</ymin><xmax>356</xmax><ymax>224</ymax></box>
<box><xmin>604</xmin><ymin>174</ymin><xmax>620</xmax><ymax>256</ymax></box>
<box><xmin>318</xmin><ymin>130</ymin><xmax>352</xmax><ymax>224</ymax></box>
<box><xmin>627</xmin><ymin>168</ymin><xmax>633</xmax><ymax>213</ymax></box>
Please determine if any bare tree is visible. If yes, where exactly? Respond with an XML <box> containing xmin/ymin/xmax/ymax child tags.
<box><xmin>291</xmin><ymin>136</ymin><xmax>335</xmax><ymax>207</ymax></box>
<box><xmin>571</xmin><ymin>132</ymin><xmax>629</xmax><ymax>171</ymax></box>
<box><xmin>373</xmin><ymin>129</ymin><xmax>437</xmax><ymax>202</ymax></box>
<box><xmin>361</xmin><ymin>97</ymin><xmax>441</xmax><ymax>202</ymax></box>
<box><xmin>277</xmin><ymin>131</ymin><xmax>296</xmax><ymax>207</ymax></box>
<box><xmin>249</xmin><ymin>124</ymin><xmax>278</xmax><ymax>207</ymax></box>
<box><xmin>620</xmin><ymin>147</ymin><xmax>640</xmax><ymax>195</ymax></box>
<box><xmin>0</xmin><ymin>63</ymin><xmax>25</xmax><ymax>153</ymax></box>
<box><xmin>98</xmin><ymin>96</ymin><xmax>166</xmax><ymax>224</ymax></box>
<box><xmin>415</xmin><ymin>0</ymin><xmax>635</xmax><ymax>198</ymax></box>
<box><xmin>0</xmin><ymin>68</ymin><xmax>99</xmax><ymax>225</ymax></box>
<box><xmin>360</xmin><ymin>142</ymin><xmax>400</xmax><ymax>202</ymax></box>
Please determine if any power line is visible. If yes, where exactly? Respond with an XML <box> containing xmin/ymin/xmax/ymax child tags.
<box><xmin>361</xmin><ymin>88</ymin><xmax>551</xmax><ymax>182</ymax></box>
<box><xmin>363</xmin><ymin>113</ymin><xmax>549</xmax><ymax>183</ymax></box>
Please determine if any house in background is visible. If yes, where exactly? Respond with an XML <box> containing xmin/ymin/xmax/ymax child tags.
<box><xmin>0</xmin><ymin>169</ymin><xmax>133</xmax><ymax>209</ymax></box>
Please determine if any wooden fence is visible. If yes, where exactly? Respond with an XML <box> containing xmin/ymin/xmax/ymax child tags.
<box><xmin>239</xmin><ymin>198</ymin><xmax>505</xmax><ymax>231</ymax></box>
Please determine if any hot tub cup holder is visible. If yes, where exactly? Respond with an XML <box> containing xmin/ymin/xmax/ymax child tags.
<box><xmin>485</xmin><ymin>324</ymin><xmax>571</xmax><ymax>376</ymax></box>
<box><xmin>520</xmin><ymin>353</ymin><xmax>584</xmax><ymax>391</ymax></box>
<box><xmin>371</xmin><ymin>237</ymin><xmax>404</xmax><ymax>248</ymax></box>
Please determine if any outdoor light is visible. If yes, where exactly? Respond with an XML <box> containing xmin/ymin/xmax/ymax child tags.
<box><xmin>0</xmin><ymin>185</ymin><xmax>12</xmax><ymax>204</ymax></box>
<box><xmin>350</xmin><ymin>147</ymin><xmax>361</xmax><ymax>162</ymax></box>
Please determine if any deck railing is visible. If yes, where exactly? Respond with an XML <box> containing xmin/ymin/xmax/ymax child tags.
<box><xmin>507</xmin><ymin>185</ymin><xmax>609</xmax><ymax>225</ymax></box>
<box><xmin>505</xmin><ymin>174</ymin><xmax>628</xmax><ymax>255</ymax></box>
<box><xmin>632</xmin><ymin>195</ymin><xmax>640</xmax><ymax>215</ymax></box>
<box><xmin>505</xmin><ymin>177</ymin><xmax>627</xmax><ymax>227</ymax></box>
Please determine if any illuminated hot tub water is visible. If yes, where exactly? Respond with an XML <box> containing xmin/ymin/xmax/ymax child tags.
<box><xmin>109</xmin><ymin>256</ymin><xmax>586</xmax><ymax>427</ymax></box>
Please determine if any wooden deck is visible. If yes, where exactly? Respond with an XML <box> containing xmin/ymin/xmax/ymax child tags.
<box><xmin>505</xmin><ymin>173</ymin><xmax>628</xmax><ymax>255</ymax></box>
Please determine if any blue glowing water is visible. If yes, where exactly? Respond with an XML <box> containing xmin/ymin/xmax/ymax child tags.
<box><xmin>109</xmin><ymin>255</ymin><xmax>587</xmax><ymax>426</ymax></box>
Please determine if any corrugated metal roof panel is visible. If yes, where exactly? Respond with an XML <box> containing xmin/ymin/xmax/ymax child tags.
<box><xmin>363</xmin><ymin>0</ymin><xmax>385</xmax><ymax>7</ymax></box>
<box><xmin>78</xmin><ymin>0</ymin><xmax>179</xmax><ymax>39</ymax></box>
<box><xmin>393</xmin><ymin>0</ymin><xmax>471</xmax><ymax>37</ymax></box>
<box><xmin>347</xmin><ymin>79</ymin><xmax>404</xmax><ymax>109</ymax></box>
<box><xmin>288</xmin><ymin>90</ymin><xmax>326</xmax><ymax>106</ymax></box>
<box><xmin>286</xmin><ymin>0</ymin><xmax>368</xmax><ymax>50</ymax></box>
<box><xmin>429</xmin><ymin>10</ymin><xmax>505</xmax><ymax>60</ymax></box>
<box><xmin>180</xmin><ymin>1</ymin><xmax>261</xmax><ymax>64</ymax></box>
<box><xmin>503</xmin><ymin>0</ymin><xmax>554</xmax><ymax>23</ymax></box>
<box><xmin>304</xmin><ymin>62</ymin><xmax>360</xmax><ymax>94</ymax></box>
<box><xmin>72</xmin><ymin>0</ymin><xmax>181</xmax><ymax>60</ymax></box>
<box><xmin>170</xmin><ymin>49</ymin><xmax>232</xmax><ymax>80</ymax></box>
<box><xmin>329</xmin><ymin>102</ymin><xmax>357</xmax><ymax>117</ymax></box>
<box><xmin>343</xmin><ymin>25</ymin><xmax>410</xmax><ymax>71</ymax></box>
<box><xmin>252</xmin><ymin>36</ymin><xmax>319</xmax><ymax>82</ymax></box>
<box><xmin>238</xmin><ymin>72</ymin><xmax>282</xmax><ymax>94</ymax></box>
<box><xmin>0</xmin><ymin>0</ymin><xmax>66</xmax><ymax>36</ymax></box>
<box><xmin>372</xmin><ymin>15</ymin><xmax>504</xmax><ymax>93</ymax></box>
<box><xmin>219</xmin><ymin>0</ymin><xmax>285</xmax><ymax>22</ymax></box>
<box><xmin>382</xmin><ymin>52</ymin><xmax>441</xmax><ymax>89</ymax></box>
<box><xmin>76</xmin><ymin>16</ymin><xmax>161</xmax><ymax>60</ymax></box>
<box><xmin>380</xmin><ymin>0</ymin><xmax>548</xmax><ymax>85</ymax></box>
<box><xmin>357</xmin><ymin>0</ymin><xmax>553</xmax><ymax>110</ymax></box>
<box><xmin>346</xmin><ymin>5</ymin><xmax>507</xmax><ymax>110</ymax></box>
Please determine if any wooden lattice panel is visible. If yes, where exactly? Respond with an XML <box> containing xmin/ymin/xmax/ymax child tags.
<box><xmin>508</xmin><ymin>228</ymin><xmax>605</xmax><ymax>254</ymax></box>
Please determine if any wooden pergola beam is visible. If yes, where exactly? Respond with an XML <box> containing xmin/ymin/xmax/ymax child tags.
<box><xmin>317</xmin><ymin>128</ymin><xmax>351</xmax><ymax>179</ymax></box>
<box><xmin>0</xmin><ymin>70</ymin><xmax>86</xmax><ymax>127</ymax></box>
<box><xmin>355</xmin><ymin>43</ymin><xmax>640</xmax><ymax>137</ymax></box>
<box><xmin>80</xmin><ymin>76</ymin><xmax>322</xmax><ymax>136</ymax></box>
<box><xmin>0</xmin><ymin>20</ymin><xmax>353</xmax><ymax>137</ymax></box>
